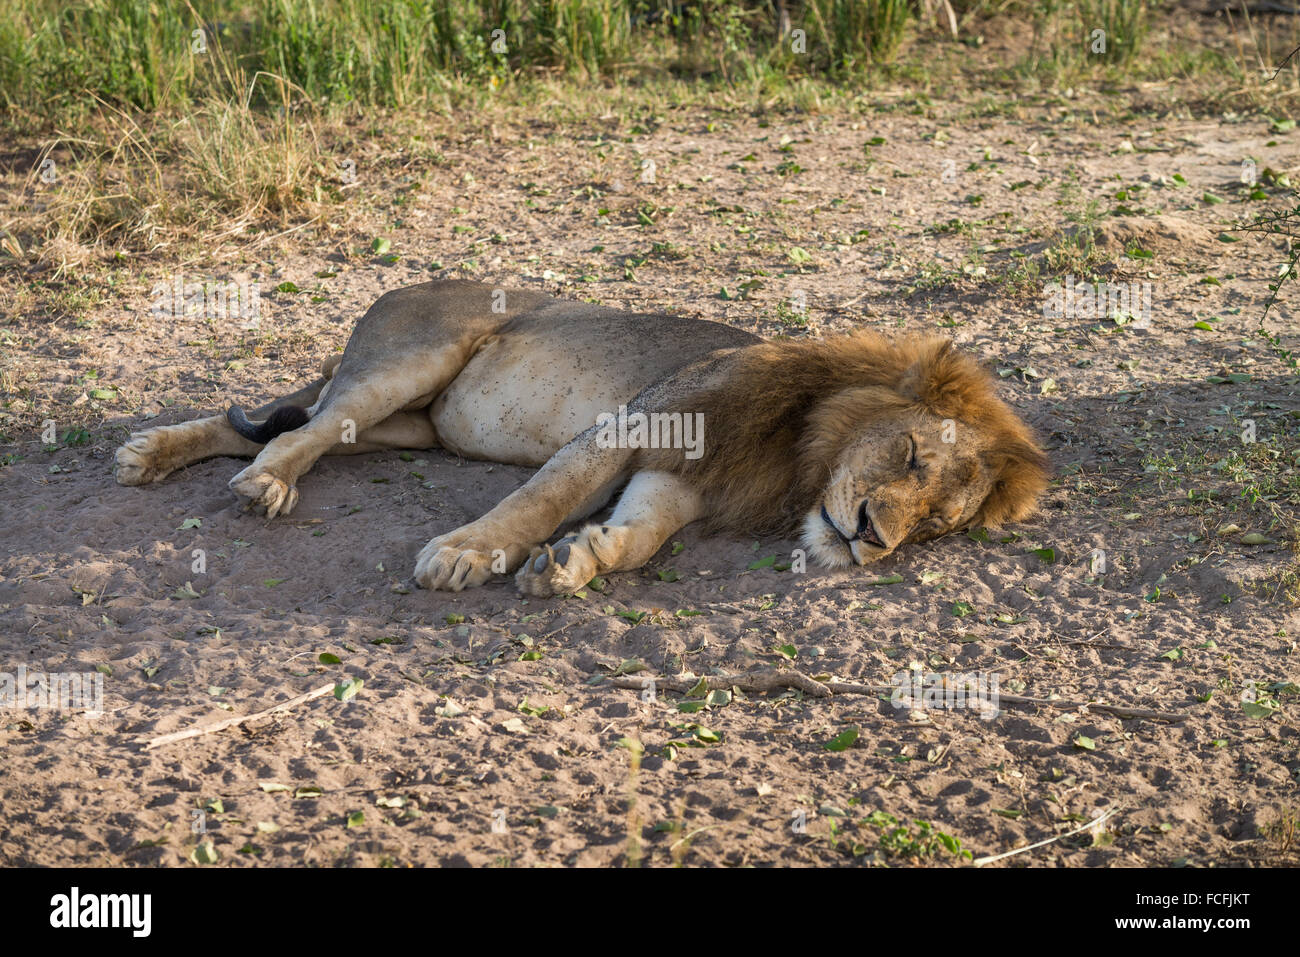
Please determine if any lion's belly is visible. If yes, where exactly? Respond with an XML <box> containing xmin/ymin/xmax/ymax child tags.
<box><xmin>429</xmin><ymin>335</ymin><xmax>652</xmax><ymax>466</ymax></box>
<box><xmin>429</xmin><ymin>307</ymin><xmax>759</xmax><ymax>467</ymax></box>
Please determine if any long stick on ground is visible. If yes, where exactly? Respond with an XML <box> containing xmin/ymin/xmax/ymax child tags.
<box><xmin>602</xmin><ymin>672</ymin><xmax>1191</xmax><ymax>722</ymax></box>
<box><xmin>972</xmin><ymin>807</ymin><xmax>1121</xmax><ymax>867</ymax></box>
<box><xmin>135</xmin><ymin>682</ymin><xmax>337</xmax><ymax>750</ymax></box>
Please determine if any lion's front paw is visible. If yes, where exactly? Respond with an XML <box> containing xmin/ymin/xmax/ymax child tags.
<box><xmin>414</xmin><ymin>535</ymin><xmax>501</xmax><ymax>592</ymax></box>
<box><xmin>114</xmin><ymin>432</ymin><xmax>174</xmax><ymax>486</ymax></box>
<box><xmin>229</xmin><ymin>465</ymin><xmax>299</xmax><ymax>518</ymax></box>
<box><xmin>515</xmin><ymin>535</ymin><xmax>599</xmax><ymax>598</ymax></box>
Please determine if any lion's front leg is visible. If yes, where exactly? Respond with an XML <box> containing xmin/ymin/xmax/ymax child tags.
<box><xmin>516</xmin><ymin>470</ymin><xmax>702</xmax><ymax>597</ymax></box>
<box><xmin>414</xmin><ymin>427</ymin><xmax>636</xmax><ymax>592</ymax></box>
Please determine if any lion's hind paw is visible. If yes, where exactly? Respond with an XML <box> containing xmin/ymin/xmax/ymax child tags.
<box><xmin>114</xmin><ymin>431</ymin><xmax>176</xmax><ymax>486</ymax></box>
<box><xmin>229</xmin><ymin>465</ymin><xmax>299</xmax><ymax>518</ymax></box>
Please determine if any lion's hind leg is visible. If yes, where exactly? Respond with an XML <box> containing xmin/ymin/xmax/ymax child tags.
<box><xmin>515</xmin><ymin>470</ymin><xmax>702</xmax><ymax>597</ymax></box>
<box><xmin>114</xmin><ymin>375</ymin><xmax>329</xmax><ymax>486</ymax></box>
<box><xmin>228</xmin><ymin>353</ymin><xmax>449</xmax><ymax>517</ymax></box>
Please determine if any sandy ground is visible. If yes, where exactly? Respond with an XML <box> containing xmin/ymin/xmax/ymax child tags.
<box><xmin>2</xmin><ymin>99</ymin><xmax>1299</xmax><ymax>866</ymax></box>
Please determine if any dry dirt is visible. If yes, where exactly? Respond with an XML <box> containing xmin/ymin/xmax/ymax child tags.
<box><xmin>2</xmin><ymin>98</ymin><xmax>1300</xmax><ymax>867</ymax></box>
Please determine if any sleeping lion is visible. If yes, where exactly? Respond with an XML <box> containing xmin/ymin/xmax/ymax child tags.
<box><xmin>115</xmin><ymin>280</ymin><xmax>1049</xmax><ymax>595</ymax></box>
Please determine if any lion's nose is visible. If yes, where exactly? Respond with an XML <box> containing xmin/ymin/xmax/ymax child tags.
<box><xmin>855</xmin><ymin>500</ymin><xmax>885</xmax><ymax>548</ymax></box>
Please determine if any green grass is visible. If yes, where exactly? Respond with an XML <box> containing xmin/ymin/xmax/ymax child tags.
<box><xmin>5</xmin><ymin>0</ymin><xmax>1298</xmax><ymax>132</ymax></box>
<box><xmin>0</xmin><ymin>0</ymin><xmax>927</xmax><ymax>124</ymax></box>
<box><xmin>4</xmin><ymin>0</ymin><xmax>1299</xmax><ymax>266</ymax></box>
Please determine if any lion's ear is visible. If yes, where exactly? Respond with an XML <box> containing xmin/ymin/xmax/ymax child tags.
<box><xmin>974</xmin><ymin>439</ymin><xmax>1050</xmax><ymax>529</ymax></box>
<box><xmin>896</xmin><ymin>338</ymin><xmax>978</xmax><ymax>416</ymax></box>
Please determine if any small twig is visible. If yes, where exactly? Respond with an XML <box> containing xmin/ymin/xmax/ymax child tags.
<box><xmin>1269</xmin><ymin>40</ymin><xmax>1300</xmax><ymax>81</ymax></box>
<box><xmin>1054</xmin><ymin>628</ymin><xmax>1107</xmax><ymax>645</ymax></box>
<box><xmin>600</xmin><ymin>671</ymin><xmax>1191</xmax><ymax>722</ymax></box>
<box><xmin>826</xmin><ymin>680</ymin><xmax>1190</xmax><ymax>721</ymax></box>
<box><xmin>669</xmin><ymin>824</ymin><xmax>723</xmax><ymax>855</ymax></box>
<box><xmin>829</xmin><ymin>680</ymin><xmax>1191</xmax><ymax>722</ymax></box>
<box><xmin>533</xmin><ymin>622</ymin><xmax>579</xmax><ymax>644</ymax></box>
<box><xmin>972</xmin><ymin>807</ymin><xmax>1120</xmax><ymax>867</ymax></box>
<box><xmin>606</xmin><ymin>671</ymin><xmax>833</xmax><ymax>698</ymax></box>
<box><xmin>929</xmin><ymin>738</ymin><xmax>956</xmax><ymax>767</ymax></box>
<box><xmin>1057</xmin><ymin>630</ymin><xmax>1130</xmax><ymax>650</ymax></box>
<box><xmin>135</xmin><ymin>682</ymin><xmax>336</xmax><ymax>750</ymax></box>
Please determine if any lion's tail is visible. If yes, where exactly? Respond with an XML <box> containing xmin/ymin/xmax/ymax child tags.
<box><xmin>226</xmin><ymin>404</ymin><xmax>310</xmax><ymax>444</ymax></box>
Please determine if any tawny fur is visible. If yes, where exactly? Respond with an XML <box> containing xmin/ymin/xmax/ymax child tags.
<box><xmin>115</xmin><ymin>280</ymin><xmax>1050</xmax><ymax>593</ymax></box>
<box><xmin>641</xmin><ymin>332</ymin><xmax>1050</xmax><ymax>536</ymax></box>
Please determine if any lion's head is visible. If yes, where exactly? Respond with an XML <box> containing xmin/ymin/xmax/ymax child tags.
<box><xmin>647</xmin><ymin>332</ymin><xmax>1049</xmax><ymax>569</ymax></box>
<box><xmin>798</xmin><ymin>337</ymin><xmax>1049</xmax><ymax>567</ymax></box>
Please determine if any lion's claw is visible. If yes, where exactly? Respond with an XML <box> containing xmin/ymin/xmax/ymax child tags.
<box><xmin>114</xmin><ymin>433</ymin><xmax>174</xmax><ymax>486</ymax></box>
<box><xmin>414</xmin><ymin>525</ymin><xmax>514</xmax><ymax>590</ymax></box>
<box><xmin>515</xmin><ymin>535</ymin><xmax>597</xmax><ymax>598</ymax></box>
<box><xmin>229</xmin><ymin>466</ymin><xmax>298</xmax><ymax>518</ymax></box>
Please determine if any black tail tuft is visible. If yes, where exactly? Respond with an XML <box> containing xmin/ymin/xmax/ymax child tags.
<box><xmin>226</xmin><ymin>405</ymin><xmax>310</xmax><ymax>443</ymax></box>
